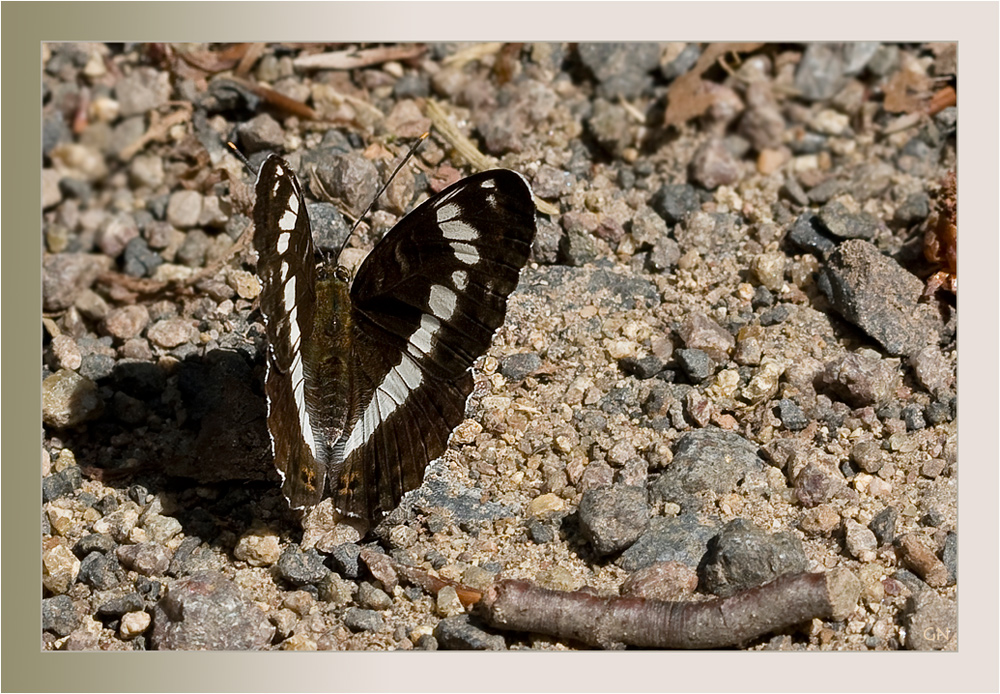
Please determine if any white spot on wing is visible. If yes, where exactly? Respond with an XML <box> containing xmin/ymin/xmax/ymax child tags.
<box><xmin>429</xmin><ymin>285</ymin><xmax>457</xmax><ymax>320</ymax></box>
<box><xmin>451</xmin><ymin>242</ymin><xmax>480</xmax><ymax>266</ymax></box>
<box><xmin>289</xmin><ymin>351</ymin><xmax>316</xmax><ymax>458</ymax></box>
<box><xmin>440</xmin><ymin>219</ymin><xmax>478</xmax><ymax>241</ymax></box>
<box><xmin>279</xmin><ymin>208</ymin><xmax>297</xmax><ymax>231</ymax></box>
<box><xmin>288</xmin><ymin>306</ymin><xmax>301</xmax><ymax>349</ymax></box>
<box><xmin>277</xmin><ymin>232</ymin><xmax>290</xmax><ymax>254</ymax></box>
<box><xmin>436</xmin><ymin>203</ymin><xmax>460</xmax><ymax>222</ymax></box>
<box><xmin>452</xmin><ymin>270</ymin><xmax>468</xmax><ymax>290</ymax></box>
<box><xmin>280</xmin><ymin>260</ymin><xmax>289</xmax><ymax>282</ymax></box>
<box><xmin>342</xmin><ymin>356</ymin><xmax>423</xmax><ymax>458</ymax></box>
<box><xmin>410</xmin><ymin>313</ymin><xmax>440</xmax><ymax>354</ymax></box>
<box><xmin>284</xmin><ymin>275</ymin><xmax>297</xmax><ymax>313</ymax></box>
<box><xmin>288</xmin><ymin>192</ymin><xmax>299</xmax><ymax>214</ymax></box>
<box><xmin>481</xmin><ymin>179</ymin><xmax>496</xmax><ymax>189</ymax></box>
<box><xmin>485</xmin><ymin>193</ymin><xmax>497</xmax><ymax>208</ymax></box>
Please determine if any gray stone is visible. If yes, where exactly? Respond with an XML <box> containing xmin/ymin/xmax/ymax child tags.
<box><xmin>618</xmin><ymin>514</ymin><xmax>720</xmax><ymax>571</ymax></box>
<box><xmin>578</xmin><ymin>485</ymin><xmax>650</xmax><ymax>556</ymax></box>
<box><xmin>819</xmin><ymin>240</ymin><xmax>943</xmax><ymax>357</ymax></box>
<box><xmin>699</xmin><ymin>518</ymin><xmax>809</xmax><ymax>597</ymax></box>
<box><xmin>150</xmin><ymin>571</ymin><xmax>274</xmax><ymax>650</ymax></box>
<box><xmin>901</xmin><ymin>590</ymin><xmax>956</xmax><ymax>650</ymax></box>
<box><xmin>434</xmin><ymin>614</ymin><xmax>506</xmax><ymax>650</ymax></box>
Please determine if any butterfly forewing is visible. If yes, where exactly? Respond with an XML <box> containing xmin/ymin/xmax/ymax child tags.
<box><xmin>253</xmin><ymin>155</ymin><xmax>536</xmax><ymax>524</ymax></box>
<box><xmin>331</xmin><ymin>171</ymin><xmax>535</xmax><ymax>519</ymax></box>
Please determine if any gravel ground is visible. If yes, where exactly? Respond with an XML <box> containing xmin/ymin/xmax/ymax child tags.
<box><xmin>41</xmin><ymin>42</ymin><xmax>957</xmax><ymax>651</ymax></box>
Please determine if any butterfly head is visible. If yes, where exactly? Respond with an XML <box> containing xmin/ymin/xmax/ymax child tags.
<box><xmin>316</xmin><ymin>263</ymin><xmax>352</xmax><ymax>284</ymax></box>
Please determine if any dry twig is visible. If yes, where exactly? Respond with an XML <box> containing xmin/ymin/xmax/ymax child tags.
<box><xmin>119</xmin><ymin>105</ymin><xmax>193</xmax><ymax>161</ymax></box>
<box><xmin>293</xmin><ymin>45</ymin><xmax>426</xmax><ymax>71</ymax></box>
<box><xmin>479</xmin><ymin>570</ymin><xmax>860</xmax><ymax>649</ymax></box>
<box><xmin>425</xmin><ymin>100</ymin><xmax>558</xmax><ymax>216</ymax></box>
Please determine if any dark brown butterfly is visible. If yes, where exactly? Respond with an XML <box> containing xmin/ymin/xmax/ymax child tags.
<box><xmin>252</xmin><ymin>154</ymin><xmax>536</xmax><ymax>525</ymax></box>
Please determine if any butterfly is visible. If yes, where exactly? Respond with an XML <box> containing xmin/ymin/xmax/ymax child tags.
<box><xmin>252</xmin><ymin>153</ymin><xmax>536</xmax><ymax>526</ymax></box>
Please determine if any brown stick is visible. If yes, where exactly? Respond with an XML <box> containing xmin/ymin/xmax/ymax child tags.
<box><xmin>479</xmin><ymin>570</ymin><xmax>860</xmax><ymax>649</ymax></box>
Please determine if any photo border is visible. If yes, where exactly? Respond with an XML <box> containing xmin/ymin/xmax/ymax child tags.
<box><xmin>6</xmin><ymin>2</ymin><xmax>996</xmax><ymax>692</ymax></box>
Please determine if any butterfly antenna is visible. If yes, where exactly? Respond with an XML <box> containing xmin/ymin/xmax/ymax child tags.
<box><xmin>335</xmin><ymin>131</ymin><xmax>430</xmax><ymax>263</ymax></box>
<box><xmin>227</xmin><ymin>141</ymin><xmax>258</xmax><ymax>178</ymax></box>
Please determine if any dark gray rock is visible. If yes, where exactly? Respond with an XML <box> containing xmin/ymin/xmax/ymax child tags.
<box><xmin>699</xmin><ymin>518</ymin><xmax>809</xmax><ymax>597</ymax></box>
<box><xmin>330</xmin><ymin>542</ymin><xmax>362</xmax><ymax>579</ymax></box>
<box><xmin>751</xmin><ymin>285</ymin><xmax>774</xmax><ymax>309</ymax></box>
<box><xmin>526</xmin><ymin>518</ymin><xmax>556</xmax><ymax>544</ymax></box>
<box><xmin>306</xmin><ymin>202</ymin><xmax>351</xmax><ymax>254</ymax></box>
<box><xmin>894</xmin><ymin>192</ymin><xmax>931</xmax><ymax>225</ymax></box>
<box><xmin>941</xmin><ymin>531</ymin><xmax>957</xmax><ymax>584</ymax></box>
<box><xmin>42</xmin><ymin>465</ymin><xmax>83</xmax><ymax>502</ymax></box>
<box><xmin>587</xmin><ymin>99</ymin><xmax>631</xmax><ymax>157</ymax></box>
<box><xmin>578</xmin><ymin>485</ymin><xmax>650</xmax><ymax>556</ymax></box>
<box><xmin>500</xmin><ymin>352</ymin><xmax>542</xmax><ymax>381</ymax></box>
<box><xmin>236</xmin><ymin>113</ymin><xmax>285</xmax><ymax>153</ymax></box>
<box><xmin>150</xmin><ymin>571</ymin><xmax>274</xmax><ymax>650</ymax></box>
<box><xmin>342</xmin><ymin>607</ymin><xmax>385</xmax><ymax>633</ymax></box>
<box><xmin>42</xmin><ymin>595</ymin><xmax>80</xmax><ymax>636</ymax></box>
<box><xmin>759</xmin><ymin>305</ymin><xmax>790</xmax><ymax>326</ymax></box>
<box><xmin>618</xmin><ymin>514</ymin><xmax>720</xmax><ymax>571</ymax></box>
<box><xmin>314</xmin><ymin>152</ymin><xmax>379</xmax><ymax>219</ymax></box>
<box><xmin>78</xmin><ymin>353</ymin><xmax>115</xmax><ymax>382</ymax></box>
<box><xmin>651</xmin><ymin>184</ymin><xmax>701</xmax><ymax>225</ymax></box>
<box><xmin>531</xmin><ymin>217</ymin><xmax>562</xmax><ymax>265</ymax></box>
<box><xmin>776</xmin><ymin>398</ymin><xmax>809</xmax><ymax>431</ymax></box>
<box><xmin>660</xmin><ymin>43</ymin><xmax>701</xmax><ymax>81</ymax></box>
<box><xmin>653</xmin><ymin>428</ymin><xmax>762</xmax><ymax>500</ymax></box>
<box><xmin>577</xmin><ymin>42</ymin><xmax>660</xmax><ymax>100</ymax></box>
<box><xmin>275</xmin><ymin>547</ymin><xmax>329</xmax><ymax>587</ymax></box>
<box><xmin>79</xmin><ymin>552</ymin><xmax>123</xmax><ymax>590</ymax></box>
<box><xmin>122</xmin><ymin>237</ymin><xmax>163</xmax><ymax>278</ymax></box>
<box><xmin>819</xmin><ymin>240</ymin><xmax>943</xmax><ymax>357</ymax></box>
<box><xmin>166</xmin><ymin>536</ymin><xmax>203</xmax><ymax>577</ymax></box>
<box><xmin>74</xmin><ymin>533</ymin><xmax>116</xmax><ymax>557</ymax></box>
<box><xmin>901</xmin><ymin>404</ymin><xmax>926</xmax><ymax>431</ymax></box>
<box><xmin>675</xmin><ymin>348</ymin><xmax>715</xmax><ymax>381</ymax></box>
<box><xmin>787</xmin><ymin>212</ymin><xmax>836</xmax><ymax>257</ymax></box>
<box><xmin>96</xmin><ymin>591</ymin><xmax>145</xmax><ymax>618</ymax></box>
<box><xmin>817</xmin><ymin>200</ymin><xmax>879</xmax><ymax>240</ymax></box>
<box><xmin>559</xmin><ymin>224</ymin><xmax>599</xmax><ymax>266</ymax></box>
<box><xmin>618</xmin><ymin>355</ymin><xmax>664</xmax><ymax>380</ymax></box>
<box><xmin>586</xmin><ymin>268</ymin><xmax>660</xmax><ymax>310</ymax></box>
<box><xmin>409</xmin><ymin>476</ymin><xmax>516</xmax><ymax>524</ymax></box>
<box><xmin>434</xmin><ymin>614</ymin><xmax>506</xmax><ymax>650</ymax></box>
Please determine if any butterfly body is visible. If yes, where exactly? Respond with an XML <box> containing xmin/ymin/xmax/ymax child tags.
<box><xmin>252</xmin><ymin>154</ymin><xmax>536</xmax><ymax>525</ymax></box>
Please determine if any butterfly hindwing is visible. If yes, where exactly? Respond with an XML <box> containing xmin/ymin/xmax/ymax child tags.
<box><xmin>253</xmin><ymin>156</ymin><xmax>328</xmax><ymax>508</ymax></box>
<box><xmin>253</xmin><ymin>155</ymin><xmax>536</xmax><ymax>523</ymax></box>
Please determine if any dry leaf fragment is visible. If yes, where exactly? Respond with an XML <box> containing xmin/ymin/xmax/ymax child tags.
<box><xmin>664</xmin><ymin>43</ymin><xmax>763</xmax><ymax>128</ymax></box>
